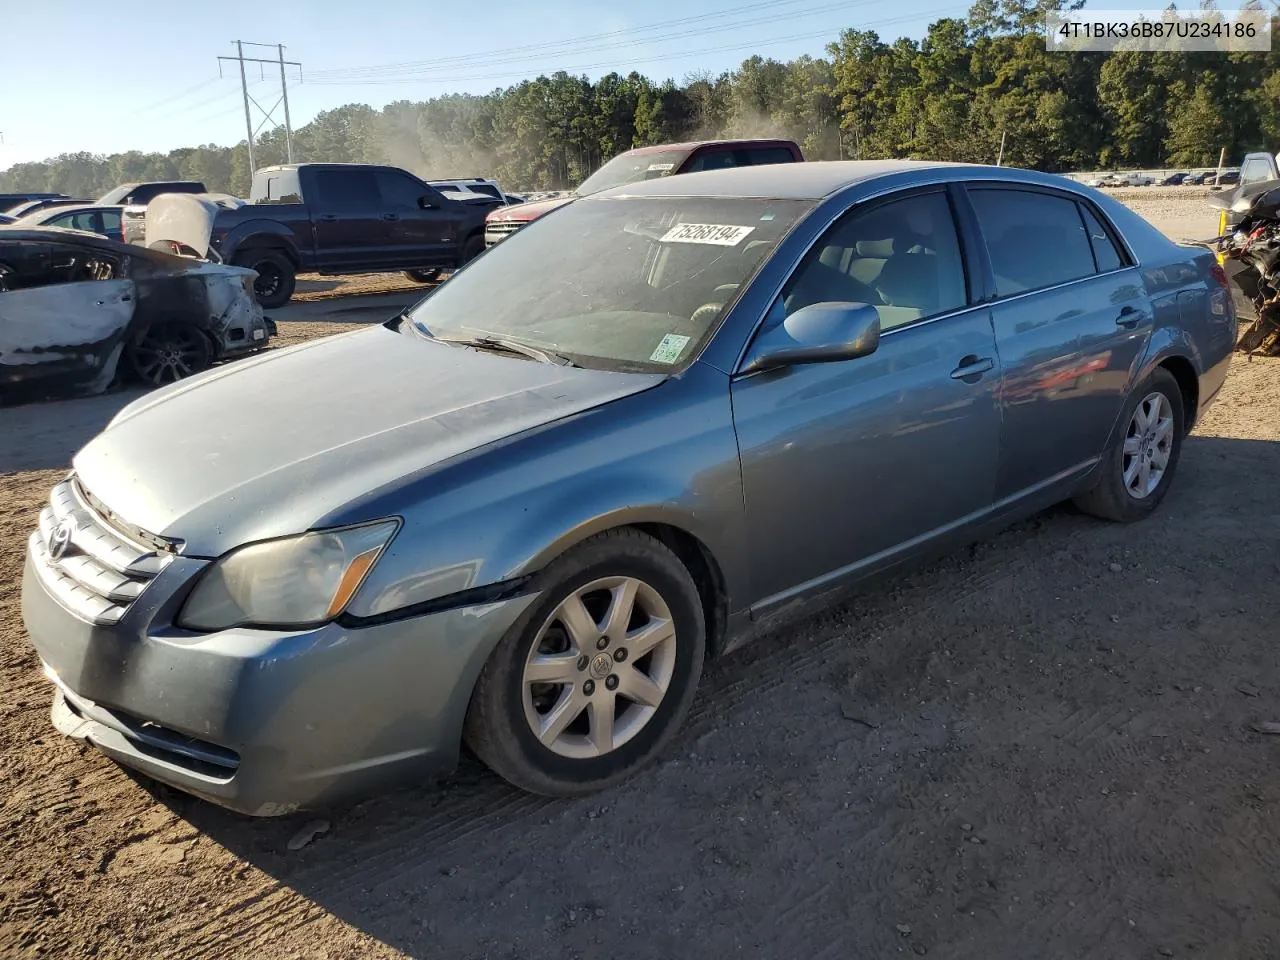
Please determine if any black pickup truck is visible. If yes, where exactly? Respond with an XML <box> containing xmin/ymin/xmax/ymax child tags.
<box><xmin>208</xmin><ymin>163</ymin><xmax>501</xmax><ymax>308</ymax></box>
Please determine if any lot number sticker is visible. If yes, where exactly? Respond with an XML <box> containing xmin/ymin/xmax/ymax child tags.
<box><xmin>650</xmin><ymin>333</ymin><xmax>691</xmax><ymax>364</ymax></box>
<box><xmin>660</xmin><ymin>223</ymin><xmax>755</xmax><ymax>246</ymax></box>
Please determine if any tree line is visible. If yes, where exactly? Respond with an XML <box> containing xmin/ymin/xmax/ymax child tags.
<box><xmin>4</xmin><ymin>0</ymin><xmax>1278</xmax><ymax>199</ymax></box>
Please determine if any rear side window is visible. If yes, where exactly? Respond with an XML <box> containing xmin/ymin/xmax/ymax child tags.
<box><xmin>1241</xmin><ymin>158</ymin><xmax>1272</xmax><ymax>185</ymax></box>
<box><xmin>742</xmin><ymin>146</ymin><xmax>796</xmax><ymax>165</ymax></box>
<box><xmin>969</xmin><ymin>188</ymin><xmax>1096</xmax><ymax>297</ymax></box>
<box><xmin>467</xmin><ymin>183</ymin><xmax>502</xmax><ymax>199</ymax></box>
<box><xmin>1079</xmin><ymin>205</ymin><xmax>1123</xmax><ymax>272</ymax></box>
<box><xmin>314</xmin><ymin>170</ymin><xmax>380</xmax><ymax>212</ymax></box>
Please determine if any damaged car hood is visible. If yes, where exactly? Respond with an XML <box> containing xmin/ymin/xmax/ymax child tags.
<box><xmin>144</xmin><ymin>193</ymin><xmax>222</xmax><ymax>259</ymax></box>
<box><xmin>72</xmin><ymin>326</ymin><xmax>665</xmax><ymax>555</ymax></box>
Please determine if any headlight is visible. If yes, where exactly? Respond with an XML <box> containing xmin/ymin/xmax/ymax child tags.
<box><xmin>177</xmin><ymin>520</ymin><xmax>399</xmax><ymax>631</ymax></box>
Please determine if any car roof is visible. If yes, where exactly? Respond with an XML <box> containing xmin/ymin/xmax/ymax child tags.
<box><xmin>588</xmin><ymin>160</ymin><xmax>1093</xmax><ymax>201</ymax></box>
<box><xmin>0</xmin><ymin>227</ymin><xmax>173</xmax><ymax>262</ymax></box>
<box><xmin>19</xmin><ymin>205</ymin><xmax>123</xmax><ymax>221</ymax></box>
<box><xmin>626</xmin><ymin>138</ymin><xmax>797</xmax><ymax>155</ymax></box>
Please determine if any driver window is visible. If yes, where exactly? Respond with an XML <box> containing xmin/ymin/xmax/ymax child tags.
<box><xmin>776</xmin><ymin>191</ymin><xmax>967</xmax><ymax>332</ymax></box>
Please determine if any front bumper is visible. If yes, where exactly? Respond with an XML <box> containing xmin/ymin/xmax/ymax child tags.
<box><xmin>22</xmin><ymin>540</ymin><xmax>535</xmax><ymax>817</ymax></box>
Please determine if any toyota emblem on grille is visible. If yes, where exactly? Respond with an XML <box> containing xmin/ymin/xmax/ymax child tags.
<box><xmin>48</xmin><ymin>518</ymin><xmax>76</xmax><ymax>562</ymax></box>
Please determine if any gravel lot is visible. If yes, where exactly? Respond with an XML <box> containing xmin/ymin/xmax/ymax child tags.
<box><xmin>3</xmin><ymin>191</ymin><xmax>1279</xmax><ymax>960</ymax></box>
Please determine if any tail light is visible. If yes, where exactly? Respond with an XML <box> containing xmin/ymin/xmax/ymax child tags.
<box><xmin>1210</xmin><ymin>263</ymin><xmax>1229</xmax><ymax>290</ymax></box>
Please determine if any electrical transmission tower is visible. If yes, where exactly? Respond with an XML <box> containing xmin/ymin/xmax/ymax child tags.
<box><xmin>217</xmin><ymin>41</ymin><xmax>302</xmax><ymax>175</ymax></box>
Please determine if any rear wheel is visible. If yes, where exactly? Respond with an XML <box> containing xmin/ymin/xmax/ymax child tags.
<box><xmin>1075</xmin><ymin>368</ymin><xmax>1184</xmax><ymax>522</ymax></box>
<box><xmin>126</xmin><ymin>322</ymin><xmax>212</xmax><ymax>386</ymax></box>
<box><xmin>403</xmin><ymin>268</ymin><xmax>443</xmax><ymax>284</ymax></box>
<box><xmin>233</xmin><ymin>249</ymin><xmax>296</xmax><ymax>309</ymax></box>
<box><xmin>458</xmin><ymin>234</ymin><xmax>484</xmax><ymax>266</ymax></box>
<box><xmin>464</xmin><ymin>529</ymin><xmax>705</xmax><ymax>796</ymax></box>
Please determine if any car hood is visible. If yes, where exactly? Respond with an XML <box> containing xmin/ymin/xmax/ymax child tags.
<box><xmin>486</xmin><ymin>195</ymin><xmax>575</xmax><ymax>223</ymax></box>
<box><xmin>72</xmin><ymin>326</ymin><xmax>666</xmax><ymax>556</ymax></box>
<box><xmin>144</xmin><ymin>193</ymin><xmax>223</xmax><ymax>258</ymax></box>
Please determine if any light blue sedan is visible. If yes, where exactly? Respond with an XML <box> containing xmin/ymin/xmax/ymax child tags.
<box><xmin>23</xmin><ymin>160</ymin><xmax>1236</xmax><ymax>815</ymax></box>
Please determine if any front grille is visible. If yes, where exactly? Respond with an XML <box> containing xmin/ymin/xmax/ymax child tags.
<box><xmin>485</xmin><ymin>220</ymin><xmax>526</xmax><ymax>246</ymax></box>
<box><xmin>29</xmin><ymin>477</ymin><xmax>174</xmax><ymax>625</ymax></box>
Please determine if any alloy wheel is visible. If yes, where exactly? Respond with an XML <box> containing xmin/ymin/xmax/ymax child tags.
<box><xmin>521</xmin><ymin>576</ymin><xmax>677</xmax><ymax>759</ymax></box>
<box><xmin>1122</xmin><ymin>391</ymin><xmax>1175</xmax><ymax>499</ymax></box>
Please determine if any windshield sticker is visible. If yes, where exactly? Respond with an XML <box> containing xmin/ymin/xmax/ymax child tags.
<box><xmin>647</xmin><ymin>163</ymin><xmax>676</xmax><ymax>172</ymax></box>
<box><xmin>659</xmin><ymin>223</ymin><xmax>755</xmax><ymax>246</ymax></box>
<box><xmin>650</xmin><ymin>333</ymin><xmax>691</xmax><ymax>364</ymax></box>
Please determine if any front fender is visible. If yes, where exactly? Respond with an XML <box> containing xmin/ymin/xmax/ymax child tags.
<box><xmin>340</xmin><ymin>367</ymin><xmax>753</xmax><ymax>622</ymax></box>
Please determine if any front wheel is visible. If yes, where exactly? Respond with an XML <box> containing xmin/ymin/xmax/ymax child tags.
<box><xmin>1075</xmin><ymin>368</ymin><xmax>1185</xmax><ymax>522</ymax></box>
<box><xmin>463</xmin><ymin>529</ymin><xmax>706</xmax><ymax>796</ymax></box>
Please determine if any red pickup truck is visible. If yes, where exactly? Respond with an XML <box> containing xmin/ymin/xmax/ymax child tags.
<box><xmin>484</xmin><ymin>138</ymin><xmax>804</xmax><ymax>246</ymax></box>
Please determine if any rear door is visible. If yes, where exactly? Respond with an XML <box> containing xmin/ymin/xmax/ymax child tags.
<box><xmin>307</xmin><ymin>168</ymin><xmax>385</xmax><ymax>270</ymax></box>
<box><xmin>373</xmin><ymin>170</ymin><xmax>454</xmax><ymax>267</ymax></box>
<box><xmin>963</xmin><ymin>184</ymin><xmax>1154</xmax><ymax>501</ymax></box>
<box><xmin>0</xmin><ymin>280</ymin><xmax>136</xmax><ymax>389</ymax></box>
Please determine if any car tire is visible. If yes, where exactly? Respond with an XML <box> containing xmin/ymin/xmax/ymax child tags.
<box><xmin>403</xmin><ymin>268</ymin><xmax>443</xmax><ymax>284</ymax></box>
<box><xmin>1075</xmin><ymin>368</ymin><xmax>1185</xmax><ymax>522</ymax></box>
<box><xmin>125</xmin><ymin>322</ymin><xmax>213</xmax><ymax>386</ymax></box>
<box><xmin>463</xmin><ymin>528</ymin><xmax>706</xmax><ymax>796</ymax></box>
<box><xmin>233</xmin><ymin>249</ymin><xmax>296</xmax><ymax>309</ymax></box>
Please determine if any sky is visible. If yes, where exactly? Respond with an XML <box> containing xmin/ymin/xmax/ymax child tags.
<box><xmin>0</xmin><ymin>0</ymin><xmax>975</xmax><ymax>171</ymax></box>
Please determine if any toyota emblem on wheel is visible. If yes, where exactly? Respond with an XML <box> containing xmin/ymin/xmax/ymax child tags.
<box><xmin>48</xmin><ymin>518</ymin><xmax>76</xmax><ymax>562</ymax></box>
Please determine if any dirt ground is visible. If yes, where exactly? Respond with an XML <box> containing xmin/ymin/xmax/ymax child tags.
<box><xmin>3</xmin><ymin>196</ymin><xmax>1280</xmax><ymax>960</ymax></box>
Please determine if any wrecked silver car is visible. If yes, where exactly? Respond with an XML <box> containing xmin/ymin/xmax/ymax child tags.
<box><xmin>0</xmin><ymin>222</ymin><xmax>272</xmax><ymax>399</ymax></box>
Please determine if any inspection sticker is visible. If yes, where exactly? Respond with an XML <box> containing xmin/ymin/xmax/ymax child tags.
<box><xmin>659</xmin><ymin>222</ymin><xmax>755</xmax><ymax>246</ymax></box>
<box><xmin>650</xmin><ymin>333</ymin><xmax>691</xmax><ymax>364</ymax></box>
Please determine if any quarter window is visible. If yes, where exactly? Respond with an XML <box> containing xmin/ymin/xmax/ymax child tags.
<box><xmin>778</xmin><ymin>191</ymin><xmax>968</xmax><ymax>331</ymax></box>
<box><xmin>969</xmin><ymin>188</ymin><xmax>1097</xmax><ymax>296</ymax></box>
<box><xmin>1079</xmin><ymin>205</ymin><xmax>1123</xmax><ymax>273</ymax></box>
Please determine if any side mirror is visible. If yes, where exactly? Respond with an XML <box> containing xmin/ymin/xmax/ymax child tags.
<box><xmin>741</xmin><ymin>301</ymin><xmax>882</xmax><ymax>375</ymax></box>
<box><xmin>419</xmin><ymin>195</ymin><xmax>438</xmax><ymax>210</ymax></box>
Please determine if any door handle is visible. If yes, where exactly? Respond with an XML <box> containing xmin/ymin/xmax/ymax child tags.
<box><xmin>1115</xmin><ymin>306</ymin><xmax>1141</xmax><ymax>328</ymax></box>
<box><xmin>382</xmin><ymin>213</ymin><xmax>400</xmax><ymax>221</ymax></box>
<box><xmin>317</xmin><ymin>214</ymin><xmax>338</xmax><ymax>223</ymax></box>
<box><xmin>950</xmin><ymin>355</ymin><xmax>995</xmax><ymax>381</ymax></box>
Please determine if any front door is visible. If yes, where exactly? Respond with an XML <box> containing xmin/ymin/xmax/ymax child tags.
<box><xmin>963</xmin><ymin>185</ymin><xmax>1154</xmax><ymax>500</ymax></box>
<box><xmin>374</xmin><ymin>170</ymin><xmax>455</xmax><ymax>268</ymax></box>
<box><xmin>309</xmin><ymin>167</ymin><xmax>386</xmax><ymax>271</ymax></box>
<box><xmin>730</xmin><ymin>188</ymin><xmax>1003</xmax><ymax>609</ymax></box>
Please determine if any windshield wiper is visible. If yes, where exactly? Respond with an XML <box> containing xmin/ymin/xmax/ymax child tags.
<box><xmin>439</xmin><ymin>334</ymin><xmax>578</xmax><ymax>366</ymax></box>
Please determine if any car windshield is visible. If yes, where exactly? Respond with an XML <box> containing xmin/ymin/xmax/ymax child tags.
<box><xmin>403</xmin><ymin>195</ymin><xmax>815</xmax><ymax>373</ymax></box>
<box><xmin>575</xmin><ymin>150</ymin><xmax>691</xmax><ymax>196</ymax></box>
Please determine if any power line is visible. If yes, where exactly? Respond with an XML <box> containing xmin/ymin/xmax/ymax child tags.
<box><xmin>304</xmin><ymin>8</ymin><xmax>963</xmax><ymax>88</ymax></box>
<box><xmin>306</xmin><ymin>0</ymin><xmax>847</xmax><ymax>79</ymax></box>
<box><xmin>133</xmin><ymin>77</ymin><xmax>223</xmax><ymax>116</ymax></box>
<box><xmin>311</xmin><ymin>0</ymin><xmax>865</xmax><ymax>82</ymax></box>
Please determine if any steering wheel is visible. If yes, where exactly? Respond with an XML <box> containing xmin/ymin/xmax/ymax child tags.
<box><xmin>690</xmin><ymin>302</ymin><xmax>724</xmax><ymax>325</ymax></box>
